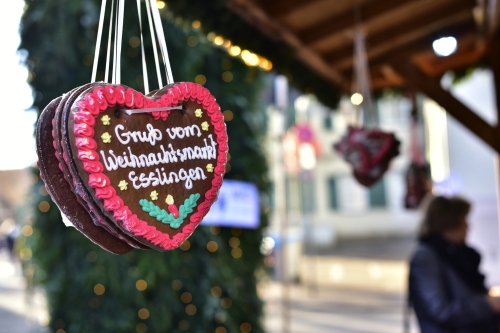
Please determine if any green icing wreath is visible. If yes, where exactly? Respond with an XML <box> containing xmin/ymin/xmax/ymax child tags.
<box><xmin>139</xmin><ymin>193</ymin><xmax>201</xmax><ymax>229</ymax></box>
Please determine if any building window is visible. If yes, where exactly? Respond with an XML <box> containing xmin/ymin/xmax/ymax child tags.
<box><xmin>338</xmin><ymin>176</ymin><xmax>369</xmax><ymax>212</ymax></box>
<box><xmin>369</xmin><ymin>179</ymin><xmax>387</xmax><ymax>208</ymax></box>
<box><xmin>327</xmin><ymin>177</ymin><xmax>338</xmax><ymax>210</ymax></box>
<box><xmin>323</xmin><ymin>114</ymin><xmax>333</xmax><ymax>130</ymax></box>
<box><xmin>300</xmin><ymin>176</ymin><xmax>315</xmax><ymax>213</ymax></box>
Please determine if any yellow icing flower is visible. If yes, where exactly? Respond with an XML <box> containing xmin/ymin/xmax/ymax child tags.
<box><xmin>150</xmin><ymin>191</ymin><xmax>159</xmax><ymax>201</ymax></box>
<box><xmin>118</xmin><ymin>180</ymin><xmax>128</xmax><ymax>191</ymax></box>
<box><xmin>194</xmin><ymin>108</ymin><xmax>203</xmax><ymax>118</ymax></box>
<box><xmin>101</xmin><ymin>132</ymin><xmax>112</xmax><ymax>143</ymax></box>
<box><xmin>201</xmin><ymin>121</ymin><xmax>209</xmax><ymax>131</ymax></box>
<box><xmin>165</xmin><ymin>194</ymin><xmax>174</xmax><ymax>205</ymax></box>
<box><xmin>101</xmin><ymin>115</ymin><xmax>111</xmax><ymax>125</ymax></box>
<box><xmin>206</xmin><ymin>164</ymin><xmax>214</xmax><ymax>173</ymax></box>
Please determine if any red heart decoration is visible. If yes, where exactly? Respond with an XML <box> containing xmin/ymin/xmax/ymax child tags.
<box><xmin>70</xmin><ymin>82</ymin><xmax>227</xmax><ymax>250</ymax></box>
<box><xmin>334</xmin><ymin>126</ymin><xmax>400</xmax><ymax>187</ymax></box>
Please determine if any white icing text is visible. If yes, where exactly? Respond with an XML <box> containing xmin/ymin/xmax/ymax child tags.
<box><xmin>100</xmin><ymin>122</ymin><xmax>216</xmax><ymax>190</ymax></box>
<box><xmin>128</xmin><ymin>167</ymin><xmax>207</xmax><ymax>190</ymax></box>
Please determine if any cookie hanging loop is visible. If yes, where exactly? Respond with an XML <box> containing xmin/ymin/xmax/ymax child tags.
<box><xmin>144</xmin><ymin>0</ymin><xmax>163</xmax><ymax>88</ymax></box>
<box><xmin>111</xmin><ymin>0</ymin><xmax>119</xmax><ymax>84</ymax></box>
<box><xmin>104</xmin><ymin>0</ymin><xmax>115</xmax><ymax>83</ymax></box>
<box><xmin>149</xmin><ymin>0</ymin><xmax>174</xmax><ymax>85</ymax></box>
<box><xmin>136</xmin><ymin>0</ymin><xmax>149</xmax><ymax>94</ymax></box>
<box><xmin>114</xmin><ymin>0</ymin><xmax>125</xmax><ymax>84</ymax></box>
<box><xmin>91</xmin><ymin>0</ymin><xmax>107</xmax><ymax>83</ymax></box>
<box><xmin>90</xmin><ymin>0</ymin><xmax>172</xmax><ymax>87</ymax></box>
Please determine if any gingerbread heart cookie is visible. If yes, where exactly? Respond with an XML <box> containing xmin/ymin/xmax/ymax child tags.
<box><xmin>67</xmin><ymin>82</ymin><xmax>227</xmax><ymax>250</ymax></box>
<box><xmin>37</xmin><ymin>94</ymin><xmax>133</xmax><ymax>254</ymax></box>
<box><xmin>36</xmin><ymin>82</ymin><xmax>228</xmax><ymax>253</ymax></box>
<box><xmin>55</xmin><ymin>83</ymin><xmax>149</xmax><ymax>250</ymax></box>
<box><xmin>334</xmin><ymin>126</ymin><xmax>399</xmax><ymax>187</ymax></box>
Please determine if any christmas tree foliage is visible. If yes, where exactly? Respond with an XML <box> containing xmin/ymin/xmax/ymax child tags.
<box><xmin>21</xmin><ymin>1</ymin><xmax>269</xmax><ymax>332</ymax></box>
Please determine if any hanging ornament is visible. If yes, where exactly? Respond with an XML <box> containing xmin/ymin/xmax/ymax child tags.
<box><xmin>404</xmin><ymin>100</ymin><xmax>431</xmax><ymax>208</ymax></box>
<box><xmin>35</xmin><ymin>0</ymin><xmax>228</xmax><ymax>254</ymax></box>
<box><xmin>334</xmin><ymin>126</ymin><xmax>400</xmax><ymax>187</ymax></box>
<box><xmin>334</xmin><ymin>30</ymin><xmax>400</xmax><ymax>187</ymax></box>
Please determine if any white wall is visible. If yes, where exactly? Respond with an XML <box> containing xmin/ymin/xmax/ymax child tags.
<box><xmin>446</xmin><ymin>69</ymin><xmax>500</xmax><ymax>287</ymax></box>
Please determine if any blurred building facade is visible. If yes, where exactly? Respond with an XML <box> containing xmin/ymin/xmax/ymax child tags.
<box><xmin>267</xmin><ymin>70</ymin><xmax>500</xmax><ymax>287</ymax></box>
<box><xmin>267</xmin><ymin>91</ymin><xmax>419</xmax><ymax>246</ymax></box>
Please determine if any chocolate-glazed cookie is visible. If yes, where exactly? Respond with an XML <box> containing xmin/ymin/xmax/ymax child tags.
<box><xmin>56</xmin><ymin>83</ymin><xmax>150</xmax><ymax>250</ymax></box>
<box><xmin>36</xmin><ymin>95</ymin><xmax>133</xmax><ymax>254</ymax></box>
<box><xmin>66</xmin><ymin>83</ymin><xmax>228</xmax><ymax>250</ymax></box>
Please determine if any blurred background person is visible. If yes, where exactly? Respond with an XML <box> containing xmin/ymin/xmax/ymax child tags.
<box><xmin>0</xmin><ymin>218</ymin><xmax>17</xmax><ymax>260</ymax></box>
<box><xmin>409</xmin><ymin>196</ymin><xmax>500</xmax><ymax>332</ymax></box>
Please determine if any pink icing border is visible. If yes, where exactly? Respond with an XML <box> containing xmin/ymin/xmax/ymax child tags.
<box><xmin>74</xmin><ymin>83</ymin><xmax>228</xmax><ymax>250</ymax></box>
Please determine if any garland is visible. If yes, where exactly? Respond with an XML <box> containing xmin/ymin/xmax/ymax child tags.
<box><xmin>139</xmin><ymin>193</ymin><xmax>201</xmax><ymax>229</ymax></box>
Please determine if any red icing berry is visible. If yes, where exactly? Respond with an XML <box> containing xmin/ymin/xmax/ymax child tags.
<box><xmin>167</xmin><ymin>204</ymin><xmax>179</xmax><ymax>218</ymax></box>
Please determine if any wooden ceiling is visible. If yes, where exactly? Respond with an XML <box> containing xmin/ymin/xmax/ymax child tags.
<box><xmin>227</xmin><ymin>0</ymin><xmax>500</xmax><ymax>92</ymax></box>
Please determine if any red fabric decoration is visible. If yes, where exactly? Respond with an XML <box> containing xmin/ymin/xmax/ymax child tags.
<box><xmin>334</xmin><ymin>126</ymin><xmax>400</xmax><ymax>187</ymax></box>
<box><xmin>404</xmin><ymin>163</ymin><xmax>431</xmax><ymax>208</ymax></box>
<box><xmin>404</xmin><ymin>119</ymin><xmax>431</xmax><ymax>208</ymax></box>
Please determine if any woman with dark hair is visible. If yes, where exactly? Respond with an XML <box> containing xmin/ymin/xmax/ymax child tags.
<box><xmin>409</xmin><ymin>196</ymin><xmax>500</xmax><ymax>333</ymax></box>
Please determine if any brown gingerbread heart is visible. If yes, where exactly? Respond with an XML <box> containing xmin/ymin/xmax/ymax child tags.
<box><xmin>68</xmin><ymin>82</ymin><xmax>228</xmax><ymax>250</ymax></box>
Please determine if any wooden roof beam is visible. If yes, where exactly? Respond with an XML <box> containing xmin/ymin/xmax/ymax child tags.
<box><xmin>332</xmin><ymin>10</ymin><xmax>475</xmax><ymax>71</ymax></box>
<box><xmin>227</xmin><ymin>0</ymin><xmax>348</xmax><ymax>88</ymax></box>
<box><xmin>338</xmin><ymin>29</ymin><xmax>481</xmax><ymax>89</ymax></box>
<box><xmin>350</xmin><ymin>23</ymin><xmax>478</xmax><ymax>75</ymax></box>
<box><xmin>345</xmin><ymin>65</ymin><xmax>404</xmax><ymax>91</ymax></box>
<box><xmin>346</xmin><ymin>35</ymin><xmax>485</xmax><ymax>80</ymax></box>
<box><xmin>327</xmin><ymin>0</ymin><xmax>475</xmax><ymax>63</ymax></box>
<box><xmin>392</xmin><ymin>62</ymin><xmax>498</xmax><ymax>153</ymax></box>
<box><xmin>412</xmin><ymin>36</ymin><xmax>487</xmax><ymax>77</ymax></box>
<box><xmin>256</xmin><ymin>0</ymin><xmax>323</xmax><ymax>18</ymax></box>
<box><xmin>298</xmin><ymin>0</ymin><xmax>423</xmax><ymax>45</ymax></box>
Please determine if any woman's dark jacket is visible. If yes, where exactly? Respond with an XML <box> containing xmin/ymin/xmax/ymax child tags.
<box><xmin>409</xmin><ymin>236</ymin><xmax>497</xmax><ymax>333</ymax></box>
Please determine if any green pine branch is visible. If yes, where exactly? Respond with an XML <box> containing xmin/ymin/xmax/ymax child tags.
<box><xmin>139</xmin><ymin>193</ymin><xmax>200</xmax><ymax>229</ymax></box>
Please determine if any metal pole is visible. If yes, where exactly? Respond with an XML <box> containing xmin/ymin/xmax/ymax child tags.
<box><xmin>275</xmin><ymin>75</ymin><xmax>290</xmax><ymax>333</ymax></box>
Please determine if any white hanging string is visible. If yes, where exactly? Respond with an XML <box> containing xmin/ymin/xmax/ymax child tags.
<box><xmin>144</xmin><ymin>0</ymin><xmax>163</xmax><ymax>88</ymax></box>
<box><xmin>136</xmin><ymin>0</ymin><xmax>149</xmax><ymax>94</ymax></box>
<box><xmin>115</xmin><ymin>0</ymin><xmax>125</xmax><ymax>84</ymax></box>
<box><xmin>352</xmin><ymin>30</ymin><xmax>377</xmax><ymax>125</ymax></box>
<box><xmin>104</xmin><ymin>0</ymin><xmax>115</xmax><ymax>82</ymax></box>
<box><xmin>112</xmin><ymin>0</ymin><xmax>119</xmax><ymax>84</ymax></box>
<box><xmin>91</xmin><ymin>0</ymin><xmax>173</xmax><ymax>90</ymax></box>
<box><xmin>91</xmin><ymin>0</ymin><xmax>107</xmax><ymax>82</ymax></box>
<box><xmin>150</xmin><ymin>0</ymin><xmax>174</xmax><ymax>84</ymax></box>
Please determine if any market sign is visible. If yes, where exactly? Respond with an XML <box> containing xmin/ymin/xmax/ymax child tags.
<box><xmin>201</xmin><ymin>180</ymin><xmax>260</xmax><ymax>229</ymax></box>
